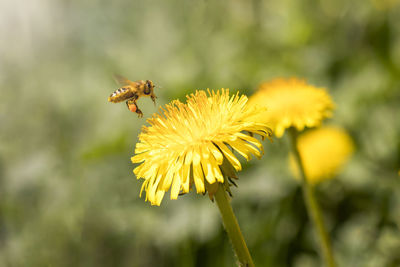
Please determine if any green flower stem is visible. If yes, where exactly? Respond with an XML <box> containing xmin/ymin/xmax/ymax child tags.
<box><xmin>289</xmin><ymin>128</ymin><xmax>336</xmax><ymax>267</ymax></box>
<box><xmin>214</xmin><ymin>184</ymin><xmax>255</xmax><ymax>267</ymax></box>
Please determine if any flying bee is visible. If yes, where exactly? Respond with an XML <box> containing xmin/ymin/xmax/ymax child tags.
<box><xmin>108</xmin><ymin>74</ymin><xmax>157</xmax><ymax>117</ymax></box>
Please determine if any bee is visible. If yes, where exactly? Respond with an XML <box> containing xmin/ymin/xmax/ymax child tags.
<box><xmin>108</xmin><ymin>74</ymin><xmax>157</xmax><ymax>117</ymax></box>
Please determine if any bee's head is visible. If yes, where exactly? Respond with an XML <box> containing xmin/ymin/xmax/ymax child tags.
<box><xmin>144</xmin><ymin>80</ymin><xmax>154</xmax><ymax>95</ymax></box>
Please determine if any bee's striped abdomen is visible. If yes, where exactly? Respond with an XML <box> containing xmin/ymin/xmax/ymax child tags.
<box><xmin>108</xmin><ymin>87</ymin><xmax>136</xmax><ymax>103</ymax></box>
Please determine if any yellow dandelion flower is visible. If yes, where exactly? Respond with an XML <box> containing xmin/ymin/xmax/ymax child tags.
<box><xmin>131</xmin><ymin>89</ymin><xmax>272</xmax><ymax>206</ymax></box>
<box><xmin>248</xmin><ymin>78</ymin><xmax>335</xmax><ymax>137</ymax></box>
<box><xmin>290</xmin><ymin>126</ymin><xmax>354</xmax><ymax>184</ymax></box>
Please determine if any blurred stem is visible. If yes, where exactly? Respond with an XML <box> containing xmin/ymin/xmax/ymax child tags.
<box><xmin>289</xmin><ymin>128</ymin><xmax>336</xmax><ymax>267</ymax></box>
<box><xmin>214</xmin><ymin>184</ymin><xmax>254</xmax><ymax>267</ymax></box>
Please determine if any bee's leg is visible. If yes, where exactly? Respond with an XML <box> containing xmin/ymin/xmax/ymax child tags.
<box><xmin>151</xmin><ymin>94</ymin><xmax>157</xmax><ymax>106</ymax></box>
<box><xmin>136</xmin><ymin>107</ymin><xmax>143</xmax><ymax>118</ymax></box>
<box><xmin>127</xmin><ymin>99</ymin><xmax>143</xmax><ymax>117</ymax></box>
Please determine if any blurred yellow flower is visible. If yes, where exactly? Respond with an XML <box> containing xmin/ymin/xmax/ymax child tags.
<box><xmin>248</xmin><ymin>78</ymin><xmax>334</xmax><ymax>137</ymax></box>
<box><xmin>290</xmin><ymin>126</ymin><xmax>354</xmax><ymax>184</ymax></box>
<box><xmin>131</xmin><ymin>89</ymin><xmax>272</xmax><ymax>205</ymax></box>
<box><xmin>371</xmin><ymin>0</ymin><xmax>399</xmax><ymax>10</ymax></box>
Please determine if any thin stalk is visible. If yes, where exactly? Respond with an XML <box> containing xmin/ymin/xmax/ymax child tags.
<box><xmin>289</xmin><ymin>128</ymin><xmax>336</xmax><ymax>267</ymax></box>
<box><xmin>214</xmin><ymin>184</ymin><xmax>255</xmax><ymax>267</ymax></box>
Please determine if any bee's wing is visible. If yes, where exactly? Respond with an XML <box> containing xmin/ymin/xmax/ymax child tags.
<box><xmin>113</xmin><ymin>74</ymin><xmax>134</xmax><ymax>86</ymax></box>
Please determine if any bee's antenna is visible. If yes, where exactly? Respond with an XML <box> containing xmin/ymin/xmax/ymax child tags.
<box><xmin>154</xmin><ymin>82</ymin><xmax>162</xmax><ymax>89</ymax></box>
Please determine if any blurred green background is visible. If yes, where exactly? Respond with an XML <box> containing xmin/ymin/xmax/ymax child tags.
<box><xmin>1</xmin><ymin>0</ymin><xmax>399</xmax><ymax>266</ymax></box>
